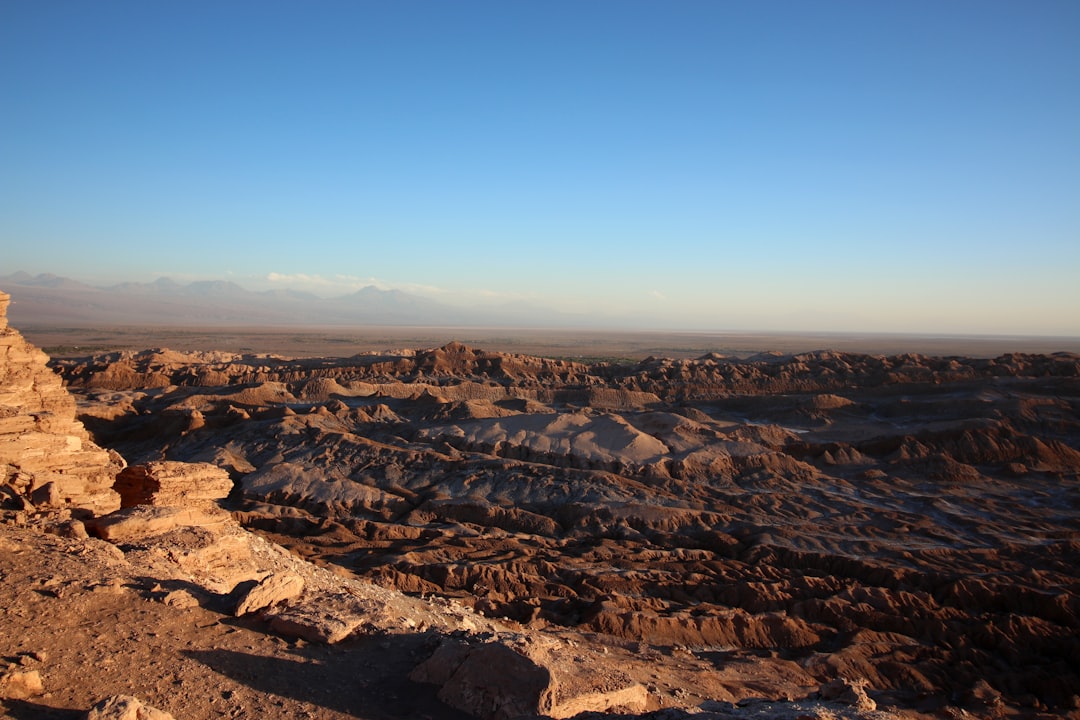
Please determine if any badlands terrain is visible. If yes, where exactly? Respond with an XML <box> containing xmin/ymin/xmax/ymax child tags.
<box><xmin>3</xmin><ymin>288</ymin><xmax>1079</xmax><ymax>719</ymax></box>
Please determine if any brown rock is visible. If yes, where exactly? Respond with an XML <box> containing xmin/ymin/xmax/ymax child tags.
<box><xmin>162</xmin><ymin>589</ymin><xmax>200</xmax><ymax>608</ymax></box>
<box><xmin>118</xmin><ymin>520</ymin><xmax>260</xmax><ymax>595</ymax></box>
<box><xmin>86</xmin><ymin>505</ymin><xmax>232</xmax><ymax>542</ymax></box>
<box><xmin>85</xmin><ymin>694</ymin><xmax>175</xmax><ymax>720</ymax></box>
<box><xmin>0</xmin><ymin>291</ymin><xmax>122</xmax><ymax>514</ymax></box>
<box><xmin>114</xmin><ymin>461</ymin><xmax>232</xmax><ymax>508</ymax></box>
<box><xmin>234</xmin><ymin>572</ymin><xmax>305</xmax><ymax>616</ymax></box>
<box><xmin>413</xmin><ymin>639</ymin><xmax>552</xmax><ymax>720</ymax></box>
<box><xmin>0</xmin><ymin>669</ymin><xmax>43</xmax><ymax>699</ymax></box>
<box><xmin>47</xmin><ymin>519</ymin><xmax>90</xmax><ymax>539</ymax></box>
<box><xmin>412</xmin><ymin>637</ymin><xmax>648</xmax><ymax>720</ymax></box>
<box><xmin>266</xmin><ymin>606</ymin><xmax>365</xmax><ymax>644</ymax></box>
<box><xmin>818</xmin><ymin>677</ymin><xmax>877</xmax><ymax>711</ymax></box>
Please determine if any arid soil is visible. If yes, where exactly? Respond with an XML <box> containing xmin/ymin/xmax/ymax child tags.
<box><xmin>0</xmin><ymin>522</ymin><xmax>481</xmax><ymax>720</ymax></box>
<box><xmin>47</xmin><ymin>342</ymin><xmax>1080</xmax><ymax>718</ymax></box>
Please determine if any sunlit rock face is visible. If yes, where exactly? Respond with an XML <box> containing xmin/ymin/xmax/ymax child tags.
<box><xmin>0</xmin><ymin>290</ymin><xmax>122</xmax><ymax>516</ymax></box>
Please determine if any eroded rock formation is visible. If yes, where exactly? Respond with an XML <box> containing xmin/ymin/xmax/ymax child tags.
<box><xmin>0</xmin><ymin>291</ymin><xmax>122</xmax><ymax>515</ymax></box>
<box><xmin>113</xmin><ymin>460</ymin><xmax>233</xmax><ymax>508</ymax></box>
<box><xmin>54</xmin><ymin>339</ymin><xmax>1080</xmax><ymax>716</ymax></box>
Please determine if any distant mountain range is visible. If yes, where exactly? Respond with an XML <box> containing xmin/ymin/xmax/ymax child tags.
<box><xmin>0</xmin><ymin>272</ymin><xmax>571</xmax><ymax>328</ymax></box>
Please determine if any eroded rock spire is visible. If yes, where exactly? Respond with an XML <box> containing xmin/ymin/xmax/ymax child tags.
<box><xmin>0</xmin><ymin>290</ymin><xmax>123</xmax><ymax>515</ymax></box>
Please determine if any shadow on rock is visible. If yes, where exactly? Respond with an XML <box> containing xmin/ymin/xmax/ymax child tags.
<box><xmin>183</xmin><ymin>634</ymin><xmax>473</xmax><ymax>720</ymax></box>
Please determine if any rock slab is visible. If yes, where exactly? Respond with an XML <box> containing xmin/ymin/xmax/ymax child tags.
<box><xmin>412</xmin><ymin>636</ymin><xmax>648</xmax><ymax>720</ymax></box>
<box><xmin>86</xmin><ymin>504</ymin><xmax>233</xmax><ymax>542</ymax></box>
<box><xmin>114</xmin><ymin>460</ymin><xmax>232</xmax><ymax>508</ymax></box>
<box><xmin>234</xmin><ymin>572</ymin><xmax>305</xmax><ymax>616</ymax></box>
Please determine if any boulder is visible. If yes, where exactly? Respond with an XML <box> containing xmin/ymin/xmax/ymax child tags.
<box><xmin>234</xmin><ymin>572</ymin><xmax>305</xmax><ymax>616</ymax></box>
<box><xmin>162</xmin><ymin>589</ymin><xmax>200</xmax><ymax>608</ymax></box>
<box><xmin>0</xmin><ymin>669</ymin><xmax>43</xmax><ymax>699</ymax></box>
<box><xmin>412</xmin><ymin>636</ymin><xmax>648</xmax><ymax>720</ymax></box>
<box><xmin>85</xmin><ymin>695</ymin><xmax>174</xmax><ymax>720</ymax></box>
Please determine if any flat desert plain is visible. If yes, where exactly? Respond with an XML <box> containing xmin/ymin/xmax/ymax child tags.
<box><xmin>21</xmin><ymin>323</ymin><xmax>1080</xmax><ymax>360</ymax></box>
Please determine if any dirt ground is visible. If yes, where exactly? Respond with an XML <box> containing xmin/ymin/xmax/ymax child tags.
<box><xmin>0</xmin><ymin>523</ymin><xmax>472</xmax><ymax>720</ymax></box>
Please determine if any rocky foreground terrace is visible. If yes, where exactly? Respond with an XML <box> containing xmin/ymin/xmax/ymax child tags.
<box><xmin>2</xmin><ymin>288</ymin><xmax>1078</xmax><ymax>719</ymax></box>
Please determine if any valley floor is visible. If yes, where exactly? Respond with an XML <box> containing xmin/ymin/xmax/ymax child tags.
<box><xmin>45</xmin><ymin>340</ymin><xmax>1080</xmax><ymax>718</ymax></box>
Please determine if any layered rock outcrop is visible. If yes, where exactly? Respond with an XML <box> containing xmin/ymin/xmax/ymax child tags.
<box><xmin>113</xmin><ymin>460</ymin><xmax>233</xmax><ymax>508</ymax></box>
<box><xmin>88</xmin><ymin>459</ymin><xmax>236</xmax><ymax>543</ymax></box>
<box><xmin>0</xmin><ymin>290</ymin><xmax>122</xmax><ymax>515</ymax></box>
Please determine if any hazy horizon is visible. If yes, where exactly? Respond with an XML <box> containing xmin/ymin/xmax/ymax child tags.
<box><xmin>3</xmin><ymin>2</ymin><xmax>1078</xmax><ymax>336</ymax></box>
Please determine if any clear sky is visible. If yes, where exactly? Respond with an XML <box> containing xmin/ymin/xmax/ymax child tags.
<box><xmin>2</xmin><ymin>1</ymin><xmax>1078</xmax><ymax>335</ymax></box>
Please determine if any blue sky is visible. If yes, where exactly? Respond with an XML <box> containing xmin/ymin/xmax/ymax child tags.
<box><xmin>2</xmin><ymin>1</ymin><xmax>1078</xmax><ymax>335</ymax></box>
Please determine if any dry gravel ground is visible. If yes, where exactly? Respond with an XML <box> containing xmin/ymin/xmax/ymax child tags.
<box><xmin>0</xmin><ymin>523</ymin><xmax>470</xmax><ymax>720</ymax></box>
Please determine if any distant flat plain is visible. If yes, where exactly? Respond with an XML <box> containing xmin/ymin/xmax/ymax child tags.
<box><xmin>20</xmin><ymin>323</ymin><xmax>1080</xmax><ymax>360</ymax></box>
